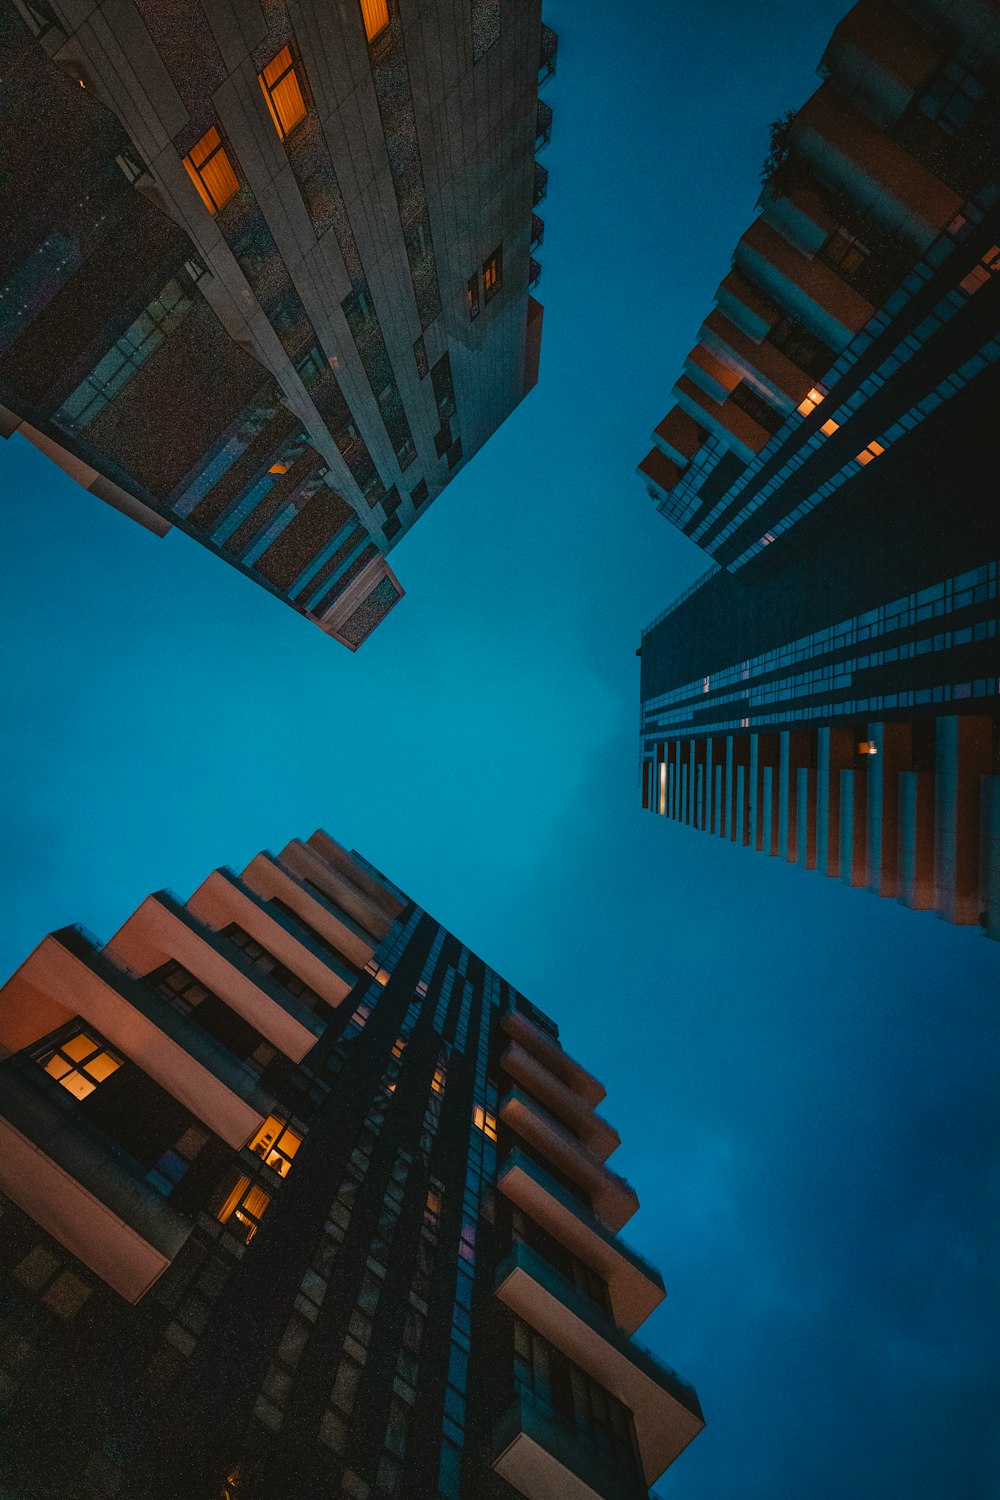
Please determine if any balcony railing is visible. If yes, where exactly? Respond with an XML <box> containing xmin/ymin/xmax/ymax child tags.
<box><xmin>493</xmin><ymin>1388</ymin><xmax>648</xmax><ymax>1500</ymax></box>
<box><xmin>533</xmin><ymin>161</ymin><xmax>548</xmax><ymax>206</ymax></box>
<box><xmin>535</xmin><ymin>99</ymin><xmax>553</xmax><ymax>150</ymax></box>
<box><xmin>530</xmin><ymin>214</ymin><xmax>545</xmax><ymax>251</ymax></box>
<box><xmin>529</xmin><ymin>258</ymin><xmax>542</xmax><ymax>291</ymax></box>
<box><xmin>539</xmin><ymin>24</ymin><xmax>558</xmax><ymax>84</ymax></box>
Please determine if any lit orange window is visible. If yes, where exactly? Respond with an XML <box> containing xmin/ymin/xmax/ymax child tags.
<box><xmin>432</xmin><ymin>1066</ymin><xmax>446</xmax><ymax>1095</ymax></box>
<box><xmin>820</xmin><ymin>418</ymin><xmax>839</xmax><ymax>436</ymax></box>
<box><xmin>360</xmin><ymin>0</ymin><xmax>389</xmax><ymax>41</ymax></box>
<box><xmin>183</xmin><ymin>126</ymin><xmax>240</xmax><ymax>215</ymax></box>
<box><xmin>250</xmin><ymin>1114</ymin><xmax>302</xmax><ymax>1177</ymax></box>
<box><xmin>269</xmin><ymin>462</ymin><xmax>289</xmax><ymax>475</ymax></box>
<box><xmin>217</xmin><ymin>1174</ymin><xmax>272</xmax><ymax>1242</ymax></box>
<box><xmin>796</xmin><ymin>385</ymin><xmax>825</xmax><ymax>417</ymax></box>
<box><xmin>391</xmin><ymin>1037</ymin><xmax>406</xmax><ymax>1059</ymax></box>
<box><xmin>857</xmin><ymin>741</ymin><xmax>878</xmax><ymax>756</ymax></box>
<box><xmin>259</xmin><ymin>45</ymin><xmax>308</xmax><ymax>140</ymax></box>
<box><xmin>35</xmin><ymin>1030</ymin><xmax>122</xmax><ymax>1101</ymax></box>
<box><xmin>482</xmin><ymin>245</ymin><xmax>503</xmax><ymax>304</ymax></box>
<box><xmin>856</xmin><ymin>439</ymin><xmax>885</xmax><ymax>466</ymax></box>
<box><xmin>473</xmin><ymin>1104</ymin><xmax>497</xmax><ymax>1142</ymax></box>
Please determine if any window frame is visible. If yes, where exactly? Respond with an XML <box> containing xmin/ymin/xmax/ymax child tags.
<box><xmin>258</xmin><ymin>44</ymin><xmax>309</xmax><ymax>141</ymax></box>
<box><xmin>183</xmin><ymin>125</ymin><xmax>240</xmax><ymax>215</ymax></box>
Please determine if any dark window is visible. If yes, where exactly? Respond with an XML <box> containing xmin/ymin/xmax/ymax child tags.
<box><xmin>445</xmin><ymin>438</ymin><xmax>463</xmax><ymax>471</ymax></box>
<box><xmin>295</xmin><ymin>345</ymin><xmax>326</xmax><ymax>385</ymax></box>
<box><xmin>434</xmin><ymin>423</ymin><xmax>451</xmax><ymax>458</ymax></box>
<box><xmin>466</xmin><ymin>273</ymin><xmax>480</xmax><ymax>321</ymax></box>
<box><xmin>817</xmin><ymin>226</ymin><xmax>870</xmax><ymax>282</ymax></box>
<box><xmin>270</xmin><ymin>897</ymin><xmax>362</xmax><ymax>979</ymax></box>
<box><xmin>411</xmin><ymin>478</ymin><xmax>429</xmax><ymax>508</ymax></box>
<box><xmin>914</xmin><ymin>59</ymin><xmax>985</xmax><ymax>136</ymax></box>
<box><xmin>382</xmin><ymin>486</ymin><xmax>401</xmax><ymax>516</ymax></box>
<box><xmin>413</xmin><ymin>335</ymin><xmax>429</xmax><ymax>379</ymax></box>
<box><xmin>145</xmin><ymin>960</ymin><xmax>272</xmax><ymax>1065</ymax></box>
<box><xmin>512</xmin><ymin>1320</ymin><xmax>641</xmax><ymax>1477</ymax></box>
<box><xmin>383</xmin><ymin>514</ymin><xmax>401</xmax><ymax>540</ymax></box>
<box><xmin>728</xmin><ymin>380</ymin><xmax>784</xmax><ymax>435</ymax></box>
<box><xmin>224</xmin><ymin>924</ymin><xmax>330</xmax><ymax>1018</ymax></box>
<box><xmin>482</xmin><ymin>245</ymin><xmax>503</xmax><ymax>303</ymax></box>
<box><xmin>766</xmin><ymin>314</ymin><xmax>834</xmax><ymax>379</ymax></box>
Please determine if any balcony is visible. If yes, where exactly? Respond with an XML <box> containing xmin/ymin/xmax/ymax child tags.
<box><xmin>503</xmin><ymin>1009</ymin><xmax>606</xmax><ymax>1107</ymax></box>
<box><xmin>536</xmin><ymin>99</ymin><xmax>553</xmax><ymax>151</ymax></box>
<box><xmin>493</xmin><ymin>1389</ymin><xmax>647</xmax><ymax>1500</ymax></box>
<box><xmin>529</xmin><ymin>257</ymin><xmax>542</xmax><ymax>291</ymax></box>
<box><xmin>0</xmin><ymin>927</ymin><xmax>267</xmax><ymax>1150</ymax></box>
<box><xmin>498</xmin><ymin>1150</ymin><xmax>664</xmax><ymax>1335</ymax></box>
<box><xmin>500</xmin><ymin>1040</ymin><xmax>619</xmax><ymax>1160</ymax></box>
<box><xmin>0</xmin><ymin>1058</ymin><xmax>192</xmax><ymax>1303</ymax></box>
<box><xmin>533</xmin><ymin>162</ymin><xmax>548</xmax><ymax>206</ymax></box>
<box><xmin>497</xmin><ymin>1243</ymin><xmax>704</xmax><ymax>1485</ymax></box>
<box><xmin>242</xmin><ymin>850</ymin><xmax>377</xmax><ymax>969</ymax></box>
<box><xmin>186</xmin><ymin>867</ymin><xmax>359</xmax><ymax>1003</ymax></box>
<box><xmin>539</xmin><ymin>24</ymin><xmax>558</xmax><ymax>85</ymax></box>
<box><xmin>104</xmin><ymin>892</ymin><xmax>325</xmax><ymax>1063</ymax></box>
<box><xmin>500</xmin><ymin>1089</ymin><xmax>637</xmax><ymax>1232</ymax></box>
<box><xmin>531</xmin><ymin>214</ymin><xmax>545</xmax><ymax>252</ymax></box>
<box><xmin>305</xmin><ymin>830</ymin><xmax>407</xmax><ymax>922</ymax></box>
<box><xmin>276</xmin><ymin>837</ymin><xmax>395</xmax><ymax>940</ymax></box>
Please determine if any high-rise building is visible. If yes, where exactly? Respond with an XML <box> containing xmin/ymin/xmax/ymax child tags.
<box><xmin>0</xmin><ymin>0</ymin><xmax>554</xmax><ymax>648</ymax></box>
<box><xmin>0</xmin><ymin>832</ymin><xmax>703</xmax><ymax>1500</ymax></box>
<box><xmin>636</xmin><ymin>0</ymin><xmax>1000</xmax><ymax>937</ymax></box>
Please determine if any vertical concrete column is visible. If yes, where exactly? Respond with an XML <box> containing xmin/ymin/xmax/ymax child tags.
<box><xmin>704</xmin><ymin>739</ymin><xmax>714</xmax><ymax>832</ymax></box>
<box><xmin>666</xmin><ymin>741</ymin><xmax>678</xmax><ymax>819</ymax></box>
<box><xmin>980</xmin><ymin>776</ymin><xmax>1000</xmax><ymax>941</ymax></box>
<box><xmin>724</xmin><ymin>737</ymin><xmax>735</xmax><ymax>840</ymax></box>
<box><xmin>796</xmin><ymin>767</ymin><xmax>817</xmax><ymax>869</ymax></box>
<box><xmin>816</xmin><ymin>727</ymin><xmax>855</xmax><ymax>878</ymax></box>
<box><xmin>753</xmin><ymin>735</ymin><xmax>780</xmax><ymax>854</ymax></box>
<box><xmin>934</xmin><ymin>716</ymin><xmax>993</xmax><ymax>924</ymax></box>
<box><xmin>866</xmin><ymin>721</ymin><xmax>912</xmax><ymax>897</ymax></box>
<box><xmin>693</xmin><ymin>740</ymin><xmax>708</xmax><ymax>829</ymax></box>
<box><xmin>779</xmin><ymin>731</ymin><xmax>812</xmax><ymax>862</ymax></box>
<box><xmin>839</xmin><ymin>768</ymin><xmax>868</xmax><ymax>886</ymax></box>
<box><xmin>714</xmin><ymin>761</ymin><xmax>724</xmax><ymax>837</ymax></box>
<box><xmin>898</xmin><ymin>771</ymin><xmax>935</xmax><ymax>911</ymax></box>
<box><xmin>731</xmin><ymin>735</ymin><xmax>751</xmax><ymax>843</ymax></box>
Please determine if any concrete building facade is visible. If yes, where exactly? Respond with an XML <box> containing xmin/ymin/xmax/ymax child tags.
<box><xmin>637</xmin><ymin>0</ymin><xmax>1000</xmax><ymax>938</ymax></box>
<box><xmin>0</xmin><ymin>833</ymin><xmax>703</xmax><ymax>1499</ymax></box>
<box><xmin>0</xmin><ymin>0</ymin><xmax>554</xmax><ymax>647</ymax></box>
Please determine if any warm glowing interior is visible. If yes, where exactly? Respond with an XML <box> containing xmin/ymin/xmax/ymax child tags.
<box><xmin>183</xmin><ymin>126</ymin><xmax>240</xmax><ymax>215</ymax></box>
<box><xmin>473</xmin><ymin>1104</ymin><xmax>497</xmax><ymax>1141</ymax></box>
<box><xmin>38</xmin><ymin>1030</ymin><xmax>122</xmax><ymax>1101</ymax></box>
<box><xmin>259</xmin><ymin>46</ymin><xmax>308</xmax><ymax>139</ymax></box>
<box><xmin>250</xmin><ymin>1114</ymin><xmax>302</xmax><ymax>1177</ymax></box>
<box><xmin>360</xmin><ymin>0</ymin><xmax>389</xmax><ymax>42</ymax></box>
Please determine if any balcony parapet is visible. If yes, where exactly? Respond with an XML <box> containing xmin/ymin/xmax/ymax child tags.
<box><xmin>536</xmin><ymin>98</ymin><xmax>552</xmax><ymax>150</ymax></box>
<box><xmin>539</xmin><ymin>24</ymin><xmax>558</xmax><ymax>85</ymax></box>
<box><xmin>305</xmin><ymin>830</ymin><xmax>406</xmax><ymax>921</ymax></box>
<box><xmin>105</xmin><ymin>892</ymin><xmax>324</xmax><ymax>1062</ymax></box>
<box><xmin>502</xmin><ymin>1008</ymin><xmax>606</xmax><ymax>1107</ymax></box>
<box><xmin>533</xmin><ymin>161</ymin><xmax>548</xmax><ymax>206</ymax></box>
<box><xmin>500</xmin><ymin>1039</ymin><xmax>619</xmax><ymax>1160</ymax></box>
<box><xmin>496</xmin><ymin>1242</ymin><xmax>704</xmax><ymax>1485</ymax></box>
<box><xmin>243</xmin><ymin>850</ymin><xmax>376</xmax><ymax>967</ymax></box>
<box><xmin>498</xmin><ymin>1150</ymin><xmax>664</xmax><ymax>1335</ymax></box>
<box><xmin>0</xmin><ymin>1059</ymin><xmax>191</xmax><ymax>1302</ymax></box>
<box><xmin>500</xmin><ymin>1088</ymin><xmax>637</xmax><ymax>1231</ymax></box>
<box><xmin>493</xmin><ymin>1388</ymin><xmax>647</xmax><ymax>1500</ymax></box>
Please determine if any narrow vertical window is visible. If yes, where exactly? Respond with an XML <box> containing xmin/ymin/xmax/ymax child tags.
<box><xmin>183</xmin><ymin>126</ymin><xmax>240</xmax><ymax>215</ymax></box>
<box><xmin>482</xmin><ymin>245</ymin><xmax>502</xmax><ymax>303</ymax></box>
<box><xmin>466</xmin><ymin>273</ymin><xmax>480</xmax><ymax>321</ymax></box>
<box><xmin>360</xmin><ymin>0</ymin><xmax>389</xmax><ymax>42</ymax></box>
<box><xmin>259</xmin><ymin>45</ymin><xmax>308</xmax><ymax>140</ymax></box>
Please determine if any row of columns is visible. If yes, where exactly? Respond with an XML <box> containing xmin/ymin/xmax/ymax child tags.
<box><xmin>642</xmin><ymin>716</ymin><xmax>999</xmax><ymax>936</ymax></box>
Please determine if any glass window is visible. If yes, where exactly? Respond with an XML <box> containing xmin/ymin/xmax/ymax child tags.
<box><xmin>482</xmin><ymin>245</ymin><xmax>503</xmax><ymax>303</ymax></box>
<box><xmin>259</xmin><ymin>45</ymin><xmax>308</xmax><ymax>139</ymax></box>
<box><xmin>216</xmin><ymin>1174</ymin><xmax>271</xmax><ymax>1242</ymax></box>
<box><xmin>360</xmin><ymin>0</ymin><xmax>389</xmax><ymax>42</ymax></box>
<box><xmin>183</xmin><ymin>125</ymin><xmax>240</xmax><ymax>215</ymax></box>
<box><xmin>916</xmin><ymin>60</ymin><xmax>985</xmax><ymax>135</ymax></box>
<box><xmin>466</xmin><ymin>273</ymin><xmax>480</xmax><ymax>321</ymax></box>
<box><xmin>250</xmin><ymin>1115</ymin><xmax>302</xmax><ymax>1177</ymax></box>
<box><xmin>32</xmin><ymin>1029</ymin><xmax>122</xmax><ymax>1101</ymax></box>
<box><xmin>818</xmin><ymin>226</ymin><xmax>870</xmax><ymax>281</ymax></box>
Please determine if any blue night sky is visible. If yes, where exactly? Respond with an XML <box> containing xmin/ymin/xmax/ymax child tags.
<box><xmin>2</xmin><ymin>2</ymin><xmax>998</xmax><ymax>1495</ymax></box>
